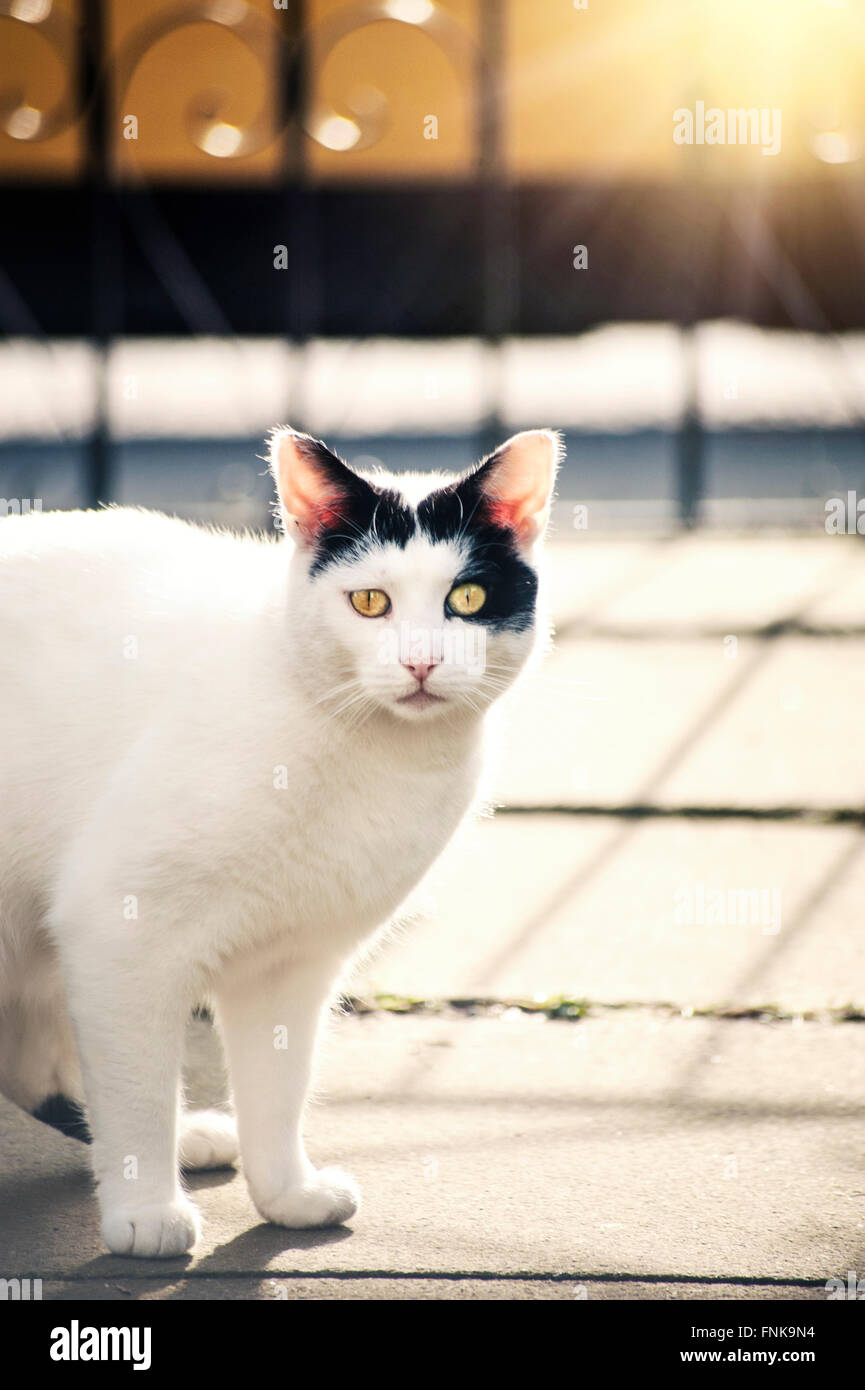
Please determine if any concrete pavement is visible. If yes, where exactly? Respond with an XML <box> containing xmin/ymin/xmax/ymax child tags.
<box><xmin>1</xmin><ymin>1010</ymin><xmax>863</xmax><ymax>1299</ymax></box>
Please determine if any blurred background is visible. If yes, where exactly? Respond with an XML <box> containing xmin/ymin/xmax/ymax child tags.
<box><xmin>2</xmin><ymin>0</ymin><xmax>865</xmax><ymax>529</ymax></box>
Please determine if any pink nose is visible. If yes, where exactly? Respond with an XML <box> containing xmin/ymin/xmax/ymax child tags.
<box><xmin>402</xmin><ymin>661</ymin><xmax>437</xmax><ymax>684</ymax></box>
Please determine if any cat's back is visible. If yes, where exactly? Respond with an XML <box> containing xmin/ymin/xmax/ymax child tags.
<box><xmin>1</xmin><ymin>506</ymin><xmax>281</xmax><ymax>648</ymax></box>
<box><xmin>1</xmin><ymin>504</ymin><xmax>181</xmax><ymax>563</ymax></box>
<box><xmin>0</xmin><ymin>507</ymin><xmax>282</xmax><ymax>848</ymax></box>
<box><xmin>1</xmin><ymin>505</ymin><xmax>273</xmax><ymax>607</ymax></box>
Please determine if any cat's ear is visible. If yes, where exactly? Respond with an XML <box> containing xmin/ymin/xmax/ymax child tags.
<box><xmin>268</xmin><ymin>427</ymin><xmax>370</xmax><ymax>545</ymax></box>
<box><xmin>471</xmin><ymin>429</ymin><xmax>563</xmax><ymax>547</ymax></box>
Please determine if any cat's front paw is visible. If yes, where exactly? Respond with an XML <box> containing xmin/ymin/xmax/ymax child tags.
<box><xmin>179</xmin><ymin>1109</ymin><xmax>239</xmax><ymax>1171</ymax></box>
<box><xmin>253</xmin><ymin>1167</ymin><xmax>360</xmax><ymax>1229</ymax></box>
<box><xmin>101</xmin><ymin>1197</ymin><xmax>201</xmax><ymax>1258</ymax></box>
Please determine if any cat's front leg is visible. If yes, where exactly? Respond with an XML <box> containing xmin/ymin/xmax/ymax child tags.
<box><xmin>61</xmin><ymin>942</ymin><xmax>200</xmax><ymax>1258</ymax></box>
<box><xmin>216</xmin><ymin>957</ymin><xmax>359</xmax><ymax>1229</ymax></box>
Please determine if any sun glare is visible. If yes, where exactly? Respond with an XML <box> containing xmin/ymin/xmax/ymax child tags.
<box><xmin>507</xmin><ymin>0</ymin><xmax>864</xmax><ymax>177</ymax></box>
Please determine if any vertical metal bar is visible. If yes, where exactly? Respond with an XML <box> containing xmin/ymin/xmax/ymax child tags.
<box><xmin>477</xmin><ymin>0</ymin><xmax>514</xmax><ymax>458</ymax></box>
<box><xmin>677</xmin><ymin>320</ymin><xmax>703</xmax><ymax>527</ymax></box>
<box><xmin>675</xmin><ymin>66</ymin><xmax>705</xmax><ymax>528</ymax></box>
<box><xmin>81</xmin><ymin>0</ymin><xmax>115</xmax><ymax>507</ymax></box>
<box><xmin>280</xmin><ymin>0</ymin><xmax>316</xmax><ymax>432</ymax></box>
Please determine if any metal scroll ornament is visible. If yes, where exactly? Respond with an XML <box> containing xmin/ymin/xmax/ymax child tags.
<box><xmin>0</xmin><ymin>0</ymin><xmax>475</xmax><ymax>159</ymax></box>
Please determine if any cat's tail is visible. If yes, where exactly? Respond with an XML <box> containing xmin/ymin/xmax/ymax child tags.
<box><xmin>30</xmin><ymin>1092</ymin><xmax>91</xmax><ymax>1142</ymax></box>
<box><xmin>0</xmin><ymin>991</ymin><xmax>91</xmax><ymax>1142</ymax></box>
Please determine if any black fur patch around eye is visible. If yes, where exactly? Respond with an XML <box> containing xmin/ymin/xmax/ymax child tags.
<box><xmin>417</xmin><ymin>478</ymin><xmax>539</xmax><ymax>632</ymax></box>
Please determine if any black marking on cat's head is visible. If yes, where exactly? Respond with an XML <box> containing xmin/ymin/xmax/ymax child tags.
<box><xmin>415</xmin><ymin>463</ymin><xmax>540</xmax><ymax>632</ymax></box>
<box><xmin>285</xmin><ymin>436</ymin><xmax>417</xmax><ymax>577</ymax></box>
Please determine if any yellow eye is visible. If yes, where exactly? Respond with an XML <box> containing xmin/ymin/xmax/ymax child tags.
<box><xmin>349</xmin><ymin>588</ymin><xmax>391</xmax><ymax>618</ymax></box>
<box><xmin>447</xmin><ymin>582</ymin><xmax>486</xmax><ymax>617</ymax></box>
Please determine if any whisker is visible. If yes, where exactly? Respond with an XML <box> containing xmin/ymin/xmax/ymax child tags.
<box><xmin>315</xmin><ymin>677</ymin><xmax>364</xmax><ymax>707</ymax></box>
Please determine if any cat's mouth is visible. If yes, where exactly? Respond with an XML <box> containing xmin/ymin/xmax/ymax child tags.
<box><xmin>396</xmin><ymin>688</ymin><xmax>446</xmax><ymax>712</ymax></box>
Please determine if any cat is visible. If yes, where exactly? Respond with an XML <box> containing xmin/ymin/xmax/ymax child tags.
<box><xmin>0</xmin><ymin>425</ymin><xmax>560</xmax><ymax>1257</ymax></box>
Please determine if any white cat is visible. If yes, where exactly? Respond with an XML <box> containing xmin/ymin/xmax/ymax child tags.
<box><xmin>0</xmin><ymin>426</ymin><xmax>560</xmax><ymax>1257</ymax></box>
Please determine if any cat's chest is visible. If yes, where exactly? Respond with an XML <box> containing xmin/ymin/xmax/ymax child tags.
<box><xmin>267</xmin><ymin>743</ymin><xmax>478</xmax><ymax>937</ymax></box>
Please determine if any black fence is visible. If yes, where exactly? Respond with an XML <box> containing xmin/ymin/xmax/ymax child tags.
<box><xmin>2</xmin><ymin>0</ymin><xmax>865</xmax><ymax>522</ymax></box>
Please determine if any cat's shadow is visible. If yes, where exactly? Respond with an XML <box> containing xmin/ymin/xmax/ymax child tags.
<box><xmin>183</xmin><ymin>1167</ymin><xmax>356</xmax><ymax>1254</ymax></box>
<box><xmin>193</xmin><ymin>1218</ymin><xmax>354</xmax><ymax>1273</ymax></box>
<box><xmin>71</xmin><ymin>1171</ymin><xmax>355</xmax><ymax>1295</ymax></box>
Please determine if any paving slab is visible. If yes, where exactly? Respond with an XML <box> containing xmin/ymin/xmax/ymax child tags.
<box><xmin>354</xmin><ymin>815</ymin><xmax>865</xmax><ymax>1011</ymax></box>
<box><xmin>3</xmin><ymin>1013</ymin><xmax>864</xmax><ymax>1292</ymax></box>
<box><xmin>655</xmin><ymin>638</ymin><xmax>865</xmax><ymax>811</ymax></box>
<box><xmin>494</xmin><ymin>537</ymin><xmax>865</xmax><ymax>810</ymax></box>
<box><xmin>490</xmin><ymin>635</ymin><xmax>865</xmax><ymax>811</ymax></box>
<box><xmin>556</xmin><ymin>534</ymin><xmax>860</xmax><ymax>634</ymax></box>
<box><xmin>804</xmin><ymin>557</ymin><xmax>865</xmax><ymax>627</ymax></box>
<box><xmin>542</xmin><ymin>538</ymin><xmax>664</xmax><ymax>630</ymax></box>
<box><xmin>489</xmin><ymin>636</ymin><xmax>756</xmax><ymax>808</ymax></box>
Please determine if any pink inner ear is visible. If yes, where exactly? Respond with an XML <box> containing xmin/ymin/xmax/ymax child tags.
<box><xmin>288</xmin><ymin>485</ymin><xmax>347</xmax><ymax>542</ymax></box>
<box><xmin>481</xmin><ymin>469</ymin><xmax>548</xmax><ymax>540</ymax></box>
<box><xmin>476</xmin><ymin>430</ymin><xmax>559</xmax><ymax>544</ymax></box>
<box><xmin>272</xmin><ymin>431</ymin><xmax>350</xmax><ymax>540</ymax></box>
<box><xmin>483</xmin><ymin>496</ymin><xmax>527</xmax><ymax>533</ymax></box>
<box><xmin>313</xmin><ymin>494</ymin><xmax>349</xmax><ymax>535</ymax></box>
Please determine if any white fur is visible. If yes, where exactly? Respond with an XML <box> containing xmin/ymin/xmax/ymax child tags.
<box><xmin>0</xmin><ymin>442</ymin><xmax>554</xmax><ymax>1258</ymax></box>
